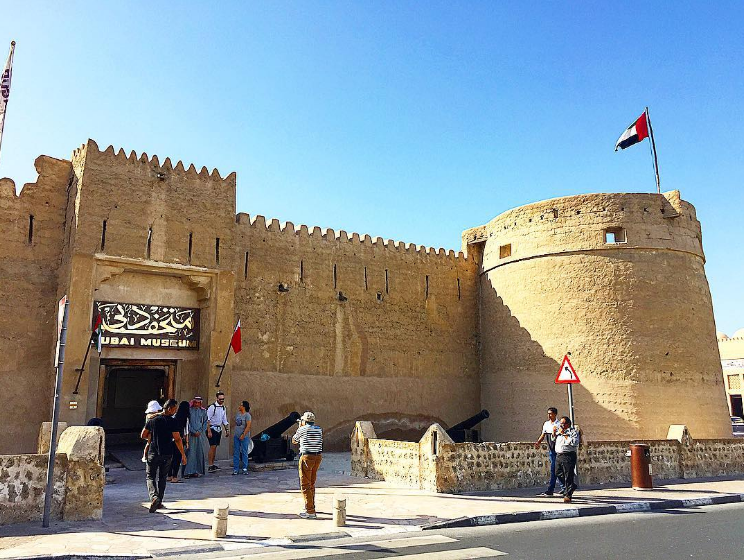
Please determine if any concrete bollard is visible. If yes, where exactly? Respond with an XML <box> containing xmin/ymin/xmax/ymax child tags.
<box><xmin>212</xmin><ymin>504</ymin><xmax>229</xmax><ymax>538</ymax></box>
<box><xmin>333</xmin><ymin>495</ymin><xmax>347</xmax><ymax>527</ymax></box>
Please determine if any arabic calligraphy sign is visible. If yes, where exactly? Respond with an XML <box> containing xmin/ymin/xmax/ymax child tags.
<box><xmin>93</xmin><ymin>301</ymin><xmax>200</xmax><ymax>349</ymax></box>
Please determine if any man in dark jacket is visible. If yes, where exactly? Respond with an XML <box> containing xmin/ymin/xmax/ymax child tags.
<box><xmin>141</xmin><ymin>399</ymin><xmax>186</xmax><ymax>512</ymax></box>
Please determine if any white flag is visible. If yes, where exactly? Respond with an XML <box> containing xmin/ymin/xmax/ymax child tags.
<box><xmin>0</xmin><ymin>41</ymin><xmax>16</xmax><ymax>155</ymax></box>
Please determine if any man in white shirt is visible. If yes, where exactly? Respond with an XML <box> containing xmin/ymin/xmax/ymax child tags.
<box><xmin>533</xmin><ymin>407</ymin><xmax>562</xmax><ymax>496</ymax></box>
<box><xmin>206</xmin><ymin>391</ymin><xmax>229</xmax><ymax>472</ymax></box>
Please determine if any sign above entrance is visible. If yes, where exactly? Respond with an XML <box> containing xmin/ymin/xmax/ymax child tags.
<box><xmin>93</xmin><ymin>301</ymin><xmax>200</xmax><ymax>349</ymax></box>
<box><xmin>555</xmin><ymin>355</ymin><xmax>580</xmax><ymax>384</ymax></box>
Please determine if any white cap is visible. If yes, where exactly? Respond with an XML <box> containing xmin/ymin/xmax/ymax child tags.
<box><xmin>145</xmin><ymin>400</ymin><xmax>163</xmax><ymax>414</ymax></box>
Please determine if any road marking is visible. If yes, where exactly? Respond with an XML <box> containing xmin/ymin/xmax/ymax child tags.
<box><xmin>236</xmin><ymin>548</ymin><xmax>355</xmax><ymax>559</ymax></box>
<box><xmin>389</xmin><ymin>547</ymin><xmax>508</xmax><ymax>559</ymax></box>
<box><xmin>234</xmin><ymin>535</ymin><xmax>460</xmax><ymax>558</ymax></box>
<box><xmin>361</xmin><ymin>535</ymin><xmax>457</xmax><ymax>548</ymax></box>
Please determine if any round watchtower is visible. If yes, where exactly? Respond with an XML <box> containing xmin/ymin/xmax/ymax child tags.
<box><xmin>464</xmin><ymin>190</ymin><xmax>730</xmax><ymax>442</ymax></box>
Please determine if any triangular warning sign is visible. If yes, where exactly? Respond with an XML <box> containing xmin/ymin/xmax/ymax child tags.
<box><xmin>555</xmin><ymin>355</ymin><xmax>580</xmax><ymax>384</ymax></box>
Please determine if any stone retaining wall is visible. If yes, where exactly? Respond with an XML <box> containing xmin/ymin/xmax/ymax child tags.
<box><xmin>0</xmin><ymin>426</ymin><xmax>105</xmax><ymax>525</ymax></box>
<box><xmin>351</xmin><ymin>422</ymin><xmax>744</xmax><ymax>493</ymax></box>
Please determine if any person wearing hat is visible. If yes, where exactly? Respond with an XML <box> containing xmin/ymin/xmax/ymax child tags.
<box><xmin>140</xmin><ymin>399</ymin><xmax>186</xmax><ymax>512</ymax></box>
<box><xmin>184</xmin><ymin>396</ymin><xmax>208</xmax><ymax>478</ymax></box>
<box><xmin>141</xmin><ymin>400</ymin><xmax>163</xmax><ymax>463</ymax></box>
<box><xmin>291</xmin><ymin>411</ymin><xmax>323</xmax><ymax>518</ymax></box>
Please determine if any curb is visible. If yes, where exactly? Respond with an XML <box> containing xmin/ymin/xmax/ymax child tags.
<box><xmin>421</xmin><ymin>493</ymin><xmax>744</xmax><ymax>530</ymax></box>
<box><xmin>14</xmin><ymin>494</ymin><xmax>744</xmax><ymax>559</ymax></box>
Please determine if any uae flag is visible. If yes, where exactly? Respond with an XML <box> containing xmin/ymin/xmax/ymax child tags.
<box><xmin>91</xmin><ymin>314</ymin><xmax>103</xmax><ymax>355</ymax></box>
<box><xmin>0</xmin><ymin>42</ymin><xmax>16</xmax><ymax>159</ymax></box>
<box><xmin>230</xmin><ymin>319</ymin><xmax>242</xmax><ymax>354</ymax></box>
<box><xmin>615</xmin><ymin>112</ymin><xmax>649</xmax><ymax>151</ymax></box>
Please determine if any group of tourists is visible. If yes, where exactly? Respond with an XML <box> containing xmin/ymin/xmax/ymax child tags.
<box><xmin>534</xmin><ymin>406</ymin><xmax>580</xmax><ymax>502</ymax></box>
<box><xmin>139</xmin><ymin>392</ymin><xmax>323</xmax><ymax>518</ymax></box>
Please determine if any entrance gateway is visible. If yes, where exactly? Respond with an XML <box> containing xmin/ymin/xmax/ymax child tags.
<box><xmin>91</xmin><ymin>300</ymin><xmax>201</xmax><ymax>447</ymax></box>
<box><xmin>98</xmin><ymin>359</ymin><xmax>177</xmax><ymax>446</ymax></box>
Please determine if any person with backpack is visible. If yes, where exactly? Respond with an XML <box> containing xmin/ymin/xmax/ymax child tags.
<box><xmin>206</xmin><ymin>391</ymin><xmax>229</xmax><ymax>472</ymax></box>
<box><xmin>292</xmin><ymin>411</ymin><xmax>323</xmax><ymax>518</ymax></box>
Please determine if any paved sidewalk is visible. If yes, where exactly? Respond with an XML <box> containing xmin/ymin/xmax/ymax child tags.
<box><xmin>1</xmin><ymin>453</ymin><xmax>743</xmax><ymax>558</ymax></box>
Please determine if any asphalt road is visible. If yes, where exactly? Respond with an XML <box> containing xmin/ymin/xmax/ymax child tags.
<box><xmin>216</xmin><ymin>502</ymin><xmax>744</xmax><ymax>559</ymax></box>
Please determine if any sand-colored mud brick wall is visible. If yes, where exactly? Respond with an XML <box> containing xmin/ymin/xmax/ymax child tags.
<box><xmin>352</xmin><ymin>422</ymin><xmax>744</xmax><ymax>493</ymax></box>
<box><xmin>0</xmin><ymin>157</ymin><xmax>72</xmax><ymax>454</ymax></box>
<box><xmin>232</xmin><ymin>215</ymin><xmax>481</xmax><ymax>449</ymax></box>
<box><xmin>55</xmin><ymin>141</ymin><xmax>238</xmax><ymax>428</ymax></box>
<box><xmin>464</xmin><ymin>190</ymin><xmax>731</xmax><ymax>443</ymax></box>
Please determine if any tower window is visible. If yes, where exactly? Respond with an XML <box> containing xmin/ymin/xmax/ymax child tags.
<box><xmin>499</xmin><ymin>244</ymin><xmax>512</xmax><ymax>259</ymax></box>
<box><xmin>604</xmin><ymin>227</ymin><xmax>627</xmax><ymax>244</ymax></box>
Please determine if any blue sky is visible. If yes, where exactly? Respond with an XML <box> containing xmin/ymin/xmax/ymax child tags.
<box><xmin>2</xmin><ymin>2</ymin><xmax>742</xmax><ymax>334</ymax></box>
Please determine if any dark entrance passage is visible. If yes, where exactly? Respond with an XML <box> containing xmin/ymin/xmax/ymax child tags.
<box><xmin>100</xmin><ymin>360</ymin><xmax>175</xmax><ymax>447</ymax></box>
<box><xmin>731</xmin><ymin>394</ymin><xmax>743</xmax><ymax>419</ymax></box>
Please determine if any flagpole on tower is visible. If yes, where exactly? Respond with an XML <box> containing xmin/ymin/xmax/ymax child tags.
<box><xmin>645</xmin><ymin>107</ymin><xmax>661</xmax><ymax>194</ymax></box>
<box><xmin>0</xmin><ymin>41</ymin><xmax>17</xmax><ymax>163</ymax></box>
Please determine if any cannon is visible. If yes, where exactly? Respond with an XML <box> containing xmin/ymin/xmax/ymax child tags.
<box><xmin>249</xmin><ymin>411</ymin><xmax>301</xmax><ymax>463</ymax></box>
<box><xmin>446</xmin><ymin>409</ymin><xmax>490</xmax><ymax>443</ymax></box>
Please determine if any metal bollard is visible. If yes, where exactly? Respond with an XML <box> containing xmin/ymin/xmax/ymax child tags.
<box><xmin>212</xmin><ymin>504</ymin><xmax>229</xmax><ymax>538</ymax></box>
<box><xmin>333</xmin><ymin>495</ymin><xmax>347</xmax><ymax>527</ymax></box>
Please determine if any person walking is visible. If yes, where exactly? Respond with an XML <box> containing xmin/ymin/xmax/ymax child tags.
<box><xmin>141</xmin><ymin>400</ymin><xmax>162</xmax><ymax>463</ymax></box>
<box><xmin>555</xmin><ymin>415</ymin><xmax>580</xmax><ymax>503</ymax></box>
<box><xmin>207</xmin><ymin>391</ymin><xmax>229</xmax><ymax>472</ymax></box>
<box><xmin>533</xmin><ymin>407</ymin><xmax>563</xmax><ymax>496</ymax></box>
<box><xmin>140</xmin><ymin>399</ymin><xmax>186</xmax><ymax>512</ymax></box>
<box><xmin>233</xmin><ymin>401</ymin><xmax>252</xmax><ymax>475</ymax></box>
<box><xmin>291</xmin><ymin>411</ymin><xmax>323</xmax><ymax>519</ymax></box>
<box><xmin>168</xmin><ymin>401</ymin><xmax>190</xmax><ymax>483</ymax></box>
<box><xmin>184</xmin><ymin>397</ymin><xmax>207</xmax><ymax>478</ymax></box>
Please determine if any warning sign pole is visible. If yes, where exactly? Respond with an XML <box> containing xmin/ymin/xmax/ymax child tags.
<box><xmin>567</xmin><ymin>384</ymin><xmax>575</xmax><ymax>426</ymax></box>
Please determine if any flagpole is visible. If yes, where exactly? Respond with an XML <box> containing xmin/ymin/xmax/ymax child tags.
<box><xmin>645</xmin><ymin>107</ymin><xmax>661</xmax><ymax>194</ymax></box>
<box><xmin>73</xmin><ymin>338</ymin><xmax>93</xmax><ymax>395</ymax></box>
<box><xmin>215</xmin><ymin>344</ymin><xmax>231</xmax><ymax>388</ymax></box>
<box><xmin>0</xmin><ymin>41</ymin><xmax>16</xmax><ymax>162</ymax></box>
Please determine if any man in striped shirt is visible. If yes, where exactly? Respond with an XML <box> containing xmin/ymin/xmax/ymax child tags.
<box><xmin>292</xmin><ymin>411</ymin><xmax>323</xmax><ymax>518</ymax></box>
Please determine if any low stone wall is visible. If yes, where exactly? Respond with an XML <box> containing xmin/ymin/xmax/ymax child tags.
<box><xmin>682</xmin><ymin>439</ymin><xmax>744</xmax><ymax>479</ymax></box>
<box><xmin>0</xmin><ymin>454</ymin><xmax>68</xmax><ymax>524</ymax></box>
<box><xmin>351</xmin><ymin>422</ymin><xmax>744</xmax><ymax>493</ymax></box>
<box><xmin>0</xmin><ymin>426</ymin><xmax>105</xmax><ymax>525</ymax></box>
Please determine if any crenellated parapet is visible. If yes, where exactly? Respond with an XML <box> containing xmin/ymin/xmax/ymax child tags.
<box><xmin>235</xmin><ymin>211</ymin><xmax>469</xmax><ymax>263</ymax></box>
<box><xmin>77</xmin><ymin>139</ymin><xmax>236</xmax><ymax>184</ymax></box>
<box><xmin>464</xmin><ymin>190</ymin><xmax>705</xmax><ymax>273</ymax></box>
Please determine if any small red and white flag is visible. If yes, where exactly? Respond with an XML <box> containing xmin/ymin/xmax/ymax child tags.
<box><xmin>615</xmin><ymin>111</ymin><xmax>649</xmax><ymax>151</ymax></box>
<box><xmin>230</xmin><ymin>319</ymin><xmax>242</xmax><ymax>354</ymax></box>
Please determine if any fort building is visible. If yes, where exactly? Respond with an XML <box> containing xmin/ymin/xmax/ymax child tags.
<box><xmin>718</xmin><ymin>330</ymin><xmax>744</xmax><ymax>418</ymax></box>
<box><xmin>0</xmin><ymin>139</ymin><xmax>732</xmax><ymax>455</ymax></box>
